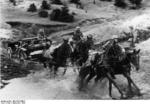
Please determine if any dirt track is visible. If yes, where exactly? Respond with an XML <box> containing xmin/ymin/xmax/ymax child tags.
<box><xmin>1</xmin><ymin>0</ymin><xmax>150</xmax><ymax>100</ymax></box>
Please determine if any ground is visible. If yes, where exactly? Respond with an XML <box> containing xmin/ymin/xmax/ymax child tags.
<box><xmin>1</xmin><ymin>0</ymin><xmax>150</xmax><ymax>100</ymax></box>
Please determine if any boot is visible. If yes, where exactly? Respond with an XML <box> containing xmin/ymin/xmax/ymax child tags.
<box><xmin>110</xmin><ymin>69</ymin><xmax>116</xmax><ymax>79</ymax></box>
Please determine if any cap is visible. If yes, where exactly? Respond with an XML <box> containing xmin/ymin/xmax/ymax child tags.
<box><xmin>129</xmin><ymin>26</ymin><xmax>134</xmax><ymax>30</ymax></box>
<box><xmin>38</xmin><ymin>29</ymin><xmax>44</xmax><ymax>33</ymax></box>
<box><xmin>111</xmin><ymin>35</ymin><xmax>118</xmax><ymax>39</ymax></box>
<box><xmin>75</xmin><ymin>26</ymin><xmax>80</xmax><ymax>30</ymax></box>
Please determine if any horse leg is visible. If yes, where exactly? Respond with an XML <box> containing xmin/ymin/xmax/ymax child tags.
<box><xmin>123</xmin><ymin>73</ymin><xmax>141</xmax><ymax>96</ymax></box>
<box><xmin>109</xmin><ymin>80</ymin><xmax>113</xmax><ymax>98</ymax></box>
<box><xmin>48</xmin><ymin>63</ymin><xmax>53</xmax><ymax>73</ymax></box>
<box><xmin>63</xmin><ymin>66</ymin><xmax>67</xmax><ymax>76</ymax></box>
<box><xmin>94</xmin><ymin>76</ymin><xmax>100</xmax><ymax>83</ymax></box>
<box><xmin>78</xmin><ymin>77</ymin><xmax>85</xmax><ymax>91</ymax></box>
<box><xmin>85</xmin><ymin>72</ymin><xmax>95</xmax><ymax>85</ymax></box>
<box><xmin>94</xmin><ymin>70</ymin><xmax>103</xmax><ymax>83</ymax></box>
<box><xmin>78</xmin><ymin>67</ymin><xmax>90</xmax><ymax>91</ymax></box>
<box><xmin>54</xmin><ymin>66</ymin><xmax>58</xmax><ymax>77</ymax></box>
<box><xmin>106</xmin><ymin>73</ymin><xmax>125</xmax><ymax>99</ymax></box>
<box><xmin>43</xmin><ymin>62</ymin><xmax>47</xmax><ymax>69</ymax></box>
<box><xmin>123</xmin><ymin>73</ymin><xmax>133</xmax><ymax>97</ymax></box>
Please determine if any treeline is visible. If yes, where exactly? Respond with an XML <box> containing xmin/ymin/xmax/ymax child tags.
<box><xmin>27</xmin><ymin>0</ymin><xmax>74</xmax><ymax>23</ymax></box>
<box><xmin>25</xmin><ymin>0</ymin><xmax>143</xmax><ymax>22</ymax></box>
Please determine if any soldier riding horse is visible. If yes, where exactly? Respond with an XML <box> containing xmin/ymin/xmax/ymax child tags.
<box><xmin>47</xmin><ymin>38</ymin><xmax>72</xmax><ymax>76</ymax></box>
<box><xmin>70</xmin><ymin>35</ymin><xmax>94</xmax><ymax>69</ymax></box>
<box><xmin>78</xmin><ymin>35</ymin><xmax>141</xmax><ymax>99</ymax></box>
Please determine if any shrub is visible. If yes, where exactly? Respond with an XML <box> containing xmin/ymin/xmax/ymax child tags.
<box><xmin>50</xmin><ymin>9</ymin><xmax>61</xmax><ymax>20</ymax></box>
<box><xmin>114</xmin><ymin>0</ymin><xmax>127</xmax><ymax>8</ymax></box>
<box><xmin>9</xmin><ymin>0</ymin><xmax>16</xmax><ymax>6</ymax></box>
<box><xmin>70</xmin><ymin>0</ymin><xmax>80</xmax><ymax>4</ymax></box>
<box><xmin>38</xmin><ymin>10</ymin><xmax>49</xmax><ymax>18</ymax></box>
<box><xmin>51</xmin><ymin>0</ymin><xmax>63</xmax><ymax>5</ymax></box>
<box><xmin>100</xmin><ymin>0</ymin><xmax>112</xmax><ymax>1</ymax></box>
<box><xmin>50</xmin><ymin>6</ymin><xmax>74</xmax><ymax>22</ymax></box>
<box><xmin>27</xmin><ymin>3</ymin><xmax>37</xmax><ymax>12</ymax></box>
<box><xmin>59</xmin><ymin>14</ymin><xmax>74</xmax><ymax>22</ymax></box>
<box><xmin>41</xmin><ymin>0</ymin><xmax>50</xmax><ymax>10</ymax></box>
<box><xmin>129</xmin><ymin>0</ymin><xmax>143</xmax><ymax>8</ymax></box>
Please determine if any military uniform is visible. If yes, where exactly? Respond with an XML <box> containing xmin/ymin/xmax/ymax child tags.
<box><xmin>72</xmin><ymin>27</ymin><xmax>83</xmax><ymax>42</ymax></box>
<box><xmin>37</xmin><ymin>29</ymin><xmax>46</xmax><ymax>41</ymax></box>
<box><xmin>73</xmin><ymin>30</ymin><xmax>83</xmax><ymax>41</ymax></box>
<box><xmin>102</xmin><ymin>35</ymin><xmax>125</xmax><ymax>79</ymax></box>
<box><xmin>129</xmin><ymin>26</ymin><xmax>138</xmax><ymax>47</ymax></box>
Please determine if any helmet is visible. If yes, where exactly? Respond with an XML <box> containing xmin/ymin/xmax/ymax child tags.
<box><xmin>38</xmin><ymin>28</ymin><xmax>44</xmax><ymax>33</ymax></box>
<box><xmin>129</xmin><ymin>26</ymin><xmax>134</xmax><ymax>30</ymax></box>
<box><xmin>75</xmin><ymin>26</ymin><xmax>80</xmax><ymax>30</ymax></box>
<box><xmin>111</xmin><ymin>35</ymin><xmax>118</xmax><ymax>39</ymax></box>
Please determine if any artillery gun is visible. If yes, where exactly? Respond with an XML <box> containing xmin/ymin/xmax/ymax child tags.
<box><xmin>3</xmin><ymin>37</ymin><xmax>52</xmax><ymax>61</ymax></box>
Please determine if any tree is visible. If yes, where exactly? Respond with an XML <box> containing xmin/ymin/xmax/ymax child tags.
<box><xmin>27</xmin><ymin>3</ymin><xmax>37</xmax><ymax>12</ymax></box>
<box><xmin>114</xmin><ymin>0</ymin><xmax>127</xmax><ymax>8</ymax></box>
<box><xmin>41</xmin><ymin>0</ymin><xmax>50</xmax><ymax>10</ymax></box>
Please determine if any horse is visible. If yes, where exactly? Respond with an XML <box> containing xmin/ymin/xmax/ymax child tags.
<box><xmin>70</xmin><ymin>36</ymin><xmax>94</xmax><ymax>71</ymax></box>
<box><xmin>78</xmin><ymin>48</ymin><xmax>141</xmax><ymax>99</ymax></box>
<box><xmin>47</xmin><ymin>39</ymin><xmax>72</xmax><ymax>76</ymax></box>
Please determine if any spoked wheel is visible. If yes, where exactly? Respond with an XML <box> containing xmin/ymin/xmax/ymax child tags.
<box><xmin>19</xmin><ymin>50</ymin><xmax>27</xmax><ymax>61</ymax></box>
<box><xmin>7</xmin><ymin>47</ymin><xmax>12</xmax><ymax>59</ymax></box>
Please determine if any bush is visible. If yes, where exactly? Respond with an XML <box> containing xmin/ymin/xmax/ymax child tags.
<box><xmin>114</xmin><ymin>0</ymin><xmax>127</xmax><ymax>8</ymax></box>
<box><xmin>50</xmin><ymin>9</ymin><xmax>61</xmax><ymax>20</ymax></box>
<box><xmin>38</xmin><ymin>10</ymin><xmax>49</xmax><ymax>18</ymax></box>
<box><xmin>41</xmin><ymin>0</ymin><xmax>50</xmax><ymax>10</ymax></box>
<box><xmin>50</xmin><ymin>6</ymin><xmax>74</xmax><ymax>22</ymax></box>
<box><xmin>100</xmin><ymin>0</ymin><xmax>112</xmax><ymax>1</ymax></box>
<box><xmin>51</xmin><ymin>0</ymin><xmax>63</xmax><ymax>5</ymax></box>
<box><xmin>27</xmin><ymin>3</ymin><xmax>37</xmax><ymax>12</ymax></box>
<box><xmin>59</xmin><ymin>14</ymin><xmax>74</xmax><ymax>22</ymax></box>
<box><xmin>70</xmin><ymin>0</ymin><xmax>80</xmax><ymax>4</ymax></box>
<box><xmin>9</xmin><ymin>0</ymin><xmax>16</xmax><ymax>6</ymax></box>
<box><xmin>129</xmin><ymin>0</ymin><xmax>143</xmax><ymax>8</ymax></box>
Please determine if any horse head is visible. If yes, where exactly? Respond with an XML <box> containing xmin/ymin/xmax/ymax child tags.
<box><xmin>127</xmin><ymin>49</ymin><xmax>140</xmax><ymax>71</ymax></box>
<box><xmin>86</xmin><ymin>35</ymin><xmax>94</xmax><ymax>49</ymax></box>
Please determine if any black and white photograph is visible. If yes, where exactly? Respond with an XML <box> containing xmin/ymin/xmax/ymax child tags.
<box><xmin>1</xmin><ymin>0</ymin><xmax>150</xmax><ymax>101</ymax></box>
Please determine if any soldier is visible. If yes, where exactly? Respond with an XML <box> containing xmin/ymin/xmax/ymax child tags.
<box><xmin>72</xmin><ymin>26</ymin><xmax>83</xmax><ymax>42</ymax></box>
<box><xmin>129</xmin><ymin>26</ymin><xmax>138</xmax><ymax>47</ymax></box>
<box><xmin>102</xmin><ymin>35</ymin><xmax>125</xmax><ymax>79</ymax></box>
<box><xmin>37</xmin><ymin>28</ymin><xmax>46</xmax><ymax>41</ymax></box>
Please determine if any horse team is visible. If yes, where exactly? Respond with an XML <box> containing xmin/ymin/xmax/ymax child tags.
<box><xmin>5</xmin><ymin>26</ymin><xmax>142</xmax><ymax>99</ymax></box>
<box><xmin>37</xmin><ymin>32</ymin><xmax>142</xmax><ymax>99</ymax></box>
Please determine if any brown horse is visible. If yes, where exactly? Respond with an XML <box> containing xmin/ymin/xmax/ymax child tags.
<box><xmin>78</xmin><ymin>48</ymin><xmax>141</xmax><ymax>99</ymax></box>
<box><xmin>70</xmin><ymin>36</ymin><xmax>94</xmax><ymax>69</ymax></box>
<box><xmin>48</xmin><ymin>39</ymin><xmax>72</xmax><ymax>76</ymax></box>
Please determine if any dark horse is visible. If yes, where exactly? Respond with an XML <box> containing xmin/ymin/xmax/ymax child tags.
<box><xmin>71</xmin><ymin>36</ymin><xmax>94</xmax><ymax>69</ymax></box>
<box><xmin>48</xmin><ymin>39</ymin><xmax>72</xmax><ymax>76</ymax></box>
<box><xmin>78</xmin><ymin>48</ymin><xmax>141</xmax><ymax>99</ymax></box>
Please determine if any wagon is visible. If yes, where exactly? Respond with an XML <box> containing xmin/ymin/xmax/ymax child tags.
<box><xmin>3</xmin><ymin>37</ymin><xmax>52</xmax><ymax>61</ymax></box>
